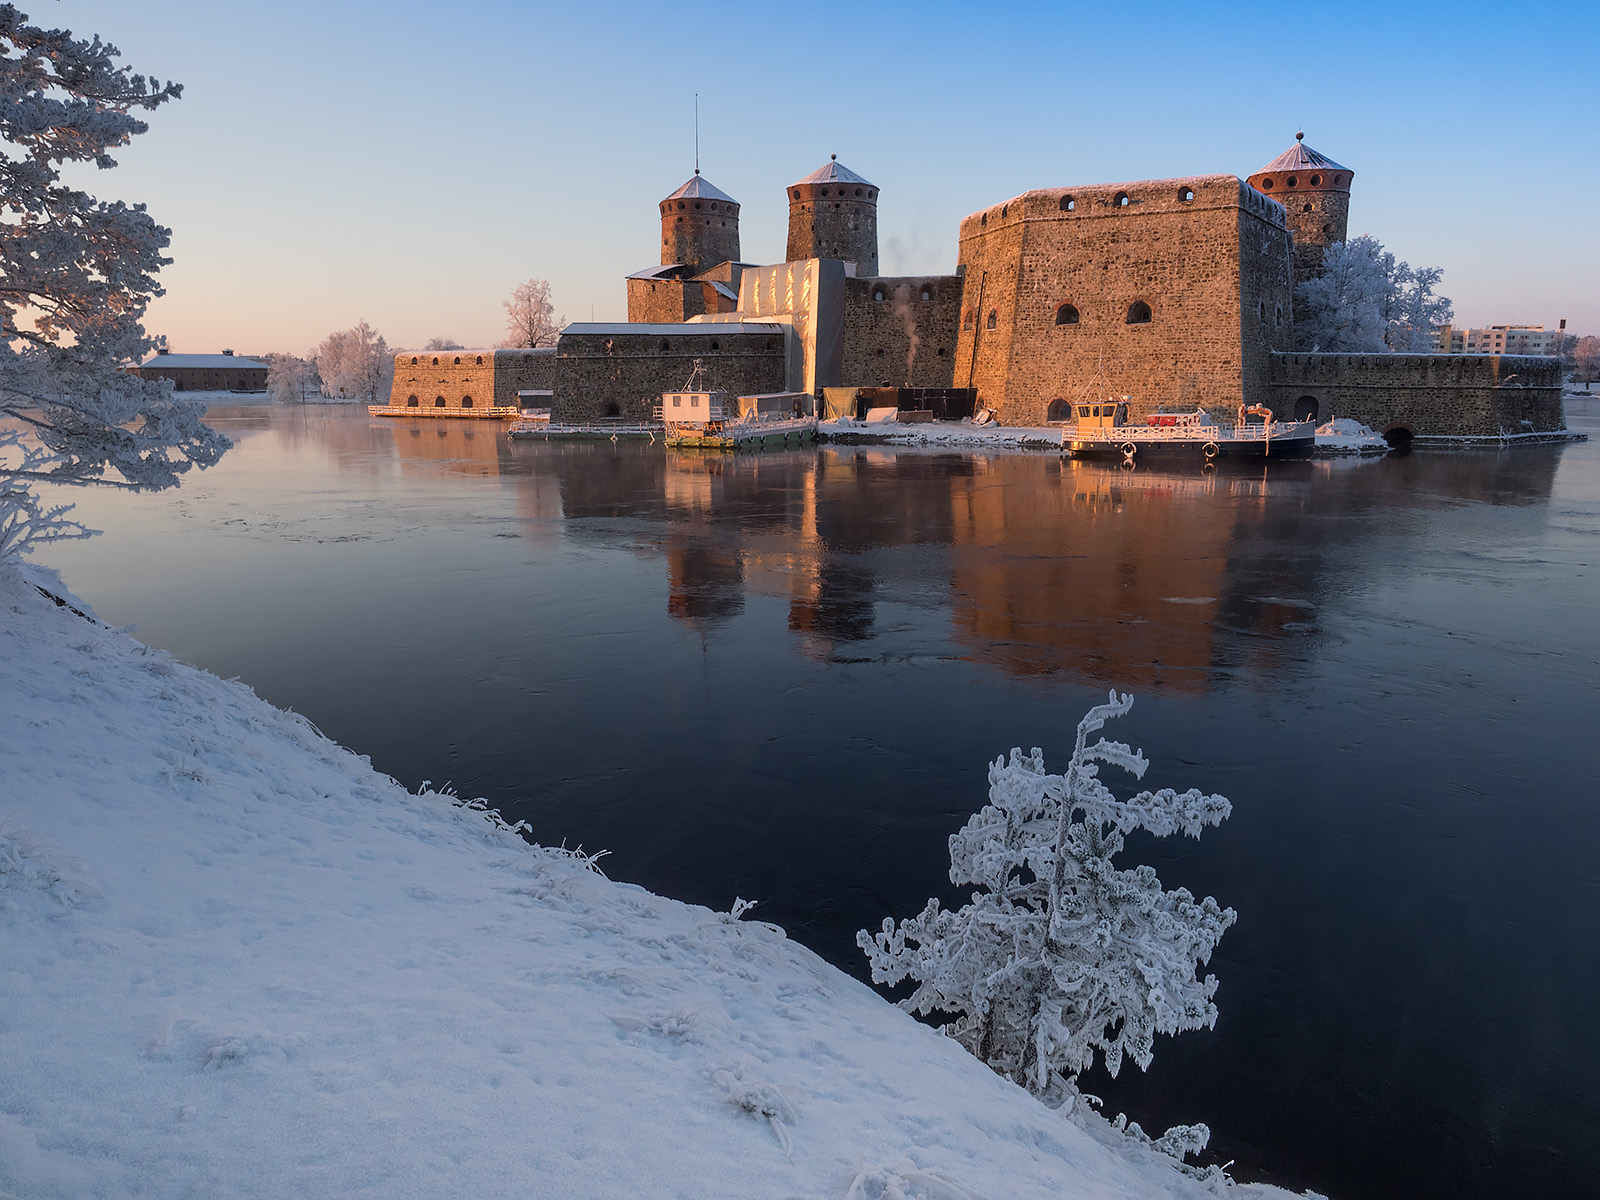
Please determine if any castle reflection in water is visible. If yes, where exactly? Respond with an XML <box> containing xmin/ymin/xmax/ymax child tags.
<box><xmin>371</xmin><ymin>417</ymin><xmax>1559</xmax><ymax>696</ymax></box>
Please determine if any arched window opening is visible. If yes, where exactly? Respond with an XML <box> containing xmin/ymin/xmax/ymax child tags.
<box><xmin>872</xmin><ymin>286</ymin><xmax>887</xmax><ymax>302</ymax></box>
<box><xmin>453</xmin><ymin>357</ymin><xmax>460</xmax><ymax>364</ymax></box>
<box><xmin>432</xmin><ymin>357</ymin><xmax>439</xmax><ymax>365</ymax></box>
<box><xmin>980</xmin><ymin>213</ymin><xmax>988</xmax><ymax>226</ymax></box>
<box><xmin>1114</xmin><ymin>191</ymin><xmax>1130</xmax><ymax>207</ymax></box>
<box><xmin>1293</xmin><ymin>396</ymin><xmax>1318</xmax><ymax>422</ymax></box>
<box><xmin>1322</xmin><ymin>223</ymin><xmax>1332</xmax><ymax>234</ymax></box>
<box><xmin>985</xmin><ymin>309</ymin><xmax>998</xmax><ymax>330</ymax></box>
<box><xmin>1126</xmin><ymin>300</ymin><xmax>1152</xmax><ymax>325</ymax></box>
<box><xmin>1060</xmin><ymin>195</ymin><xmax>1075</xmax><ymax>211</ymax></box>
<box><xmin>1302</xmin><ymin>203</ymin><xmax>1312</xmax><ymax>213</ymax></box>
<box><xmin>1179</xmin><ymin>187</ymin><xmax>1194</xmax><ymax>202</ymax></box>
<box><xmin>1055</xmin><ymin>303</ymin><xmax>1080</xmax><ymax>326</ymax></box>
<box><xmin>411</xmin><ymin>357</ymin><xmax>419</xmax><ymax>365</ymax></box>
<box><xmin>920</xmin><ymin>287</ymin><xmax>932</xmax><ymax>301</ymax></box>
<box><xmin>461</xmin><ymin>396</ymin><xmax>474</xmax><ymax>408</ymax></box>
<box><xmin>476</xmin><ymin>356</ymin><xmax>483</xmax><ymax>365</ymax></box>
<box><xmin>434</xmin><ymin>396</ymin><xmax>446</xmax><ymax>407</ymax></box>
<box><xmin>875</xmin><ymin>348</ymin><xmax>885</xmax><ymax>358</ymax></box>
<box><xmin>962</xmin><ymin>310</ymin><xmax>974</xmax><ymax>330</ymax></box>
<box><xmin>710</xmin><ymin>340</ymin><xmax>720</xmax><ymax>351</ymax></box>
<box><xmin>406</xmin><ymin>395</ymin><xmax>419</xmax><ymax>407</ymax></box>
<box><xmin>602</xmin><ymin>400</ymin><xmax>621</xmax><ymax>418</ymax></box>
<box><xmin>660</xmin><ymin>340</ymin><xmax>670</xmax><ymax>351</ymax></box>
<box><xmin>1046</xmin><ymin>398</ymin><xmax>1071</xmax><ymax>422</ymax></box>
<box><xmin>1258</xmin><ymin>300</ymin><xmax>1266</xmax><ymax>321</ymax></box>
<box><xmin>936</xmin><ymin>347</ymin><xmax>947</xmax><ymax>357</ymax></box>
<box><xmin>1001</xmin><ymin>205</ymin><xmax>1008</xmax><ymax>218</ymax></box>
<box><xmin>1275</xmin><ymin>304</ymin><xmax>1283</xmax><ymax>326</ymax></box>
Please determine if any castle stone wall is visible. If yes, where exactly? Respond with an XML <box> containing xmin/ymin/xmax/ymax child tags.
<box><xmin>551</xmin><ymin>326</ymin><xmax>787</xmax><ymax>422</ymax></box>
<box><xmin>1271</xmin><ymin>352</ymin><xmax>1566</xmax><ymax>436</ymax></box>
<box><xmin>626</xmin><ymin>278</ymin><xmax>735</xmax><ymax>324</ymax></box>
<box><xmin>953</xmin><ymin>175</ymin><xmax>1293</xmax><ymax>425</ymax></box>
<box><xmin>839</xmin><ymin>275</ymin><xmax>961</xmax><ymax>388</ymax></box>
<box><xmin>389</xmin><ymin>348</ymin><xmax>559</xmax><ymax>411</ymax></box>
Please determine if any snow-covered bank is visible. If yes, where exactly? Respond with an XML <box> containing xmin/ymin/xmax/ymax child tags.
<box><xmin>0</xmin><ymin>565</ymin><xmax>1311</xmax><ymax>1199</ymax></box>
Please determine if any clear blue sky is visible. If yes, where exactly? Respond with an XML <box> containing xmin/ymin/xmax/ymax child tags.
<box><xmin>63</xmin><ymin>0</ymin><xmax>1600</xmax><ymax>353</ymax></box>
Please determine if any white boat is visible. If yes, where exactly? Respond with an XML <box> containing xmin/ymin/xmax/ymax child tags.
<box><xmin>655</xmin><ymin>362</ymin><xmax>817</xmax><ymax>450</ymax></box>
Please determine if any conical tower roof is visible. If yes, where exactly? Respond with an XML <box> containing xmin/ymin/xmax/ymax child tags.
<box><xmin>662</xmin><ymin>171</ymin><xmax>737</xmax><ymax>205</ymax></box>
<box><xmin>1254</xmin><ymin>132</ymin><xmax>1349</xmax><ymax>176</ymax></box>
<box><xmin>791</xmin><ymin>155</ymin><xmax>875</xmax><ymax>190</ymax></box>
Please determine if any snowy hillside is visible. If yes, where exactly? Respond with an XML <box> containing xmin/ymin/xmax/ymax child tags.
<box><xmin>0</xmin><ymin>563</ymin><xmax>1310</xmax><ymax>1199</ymax></box>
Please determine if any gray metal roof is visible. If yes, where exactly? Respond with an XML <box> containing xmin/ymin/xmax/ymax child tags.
<box><xmin>792</xmin><ymin>156</ymin><xmax>875</xmax><ymax>189</ymax></box>
<box><xmin>1255</xmin><ymin>134</ymin><xmax>1349</xmax><ymax>175</ymax></box>
<box><xmin>626</xmin><ymin>264</ymin><xmax>692</xmax><ymax>281</ymax></box>
<box><xmin>662</xmin><ymin>172</ymin><xmax>737</xmax><ymax>204</ymax></box>
<box><xmin>140</xmin><ymin>353</ymin><xmax>267</xmax><ymax>370</ymax></box>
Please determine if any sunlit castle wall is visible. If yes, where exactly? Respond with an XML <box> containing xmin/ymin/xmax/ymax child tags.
<box><xmin>661</xmin><ymin>177</ymin><xmax>741</xmax><ymax>275</ymax></box>
<box><xmin>387</xmin><ymin>349</ymin><xmax>558</xmax><ymax>411</ymax></box>
<box><xmin>953</xmin><ymin>176</ymin><xmax>1295</xmax><ymax>424</ymax></box>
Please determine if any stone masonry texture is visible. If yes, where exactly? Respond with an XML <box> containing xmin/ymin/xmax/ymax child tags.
<box><xmin>952</xmin><ymin>176</ymin><xmax>1294</xmax><ymax>425</ymax></box>
<box><xmin>1272</xmin><ymin>352</ymin><xmax>1565</xmax><ymax>436</ymax></box>
<box><xmin>840</xmin><ymin>275</ymin><xmax>962</xmax><ymax>389</ymax></box>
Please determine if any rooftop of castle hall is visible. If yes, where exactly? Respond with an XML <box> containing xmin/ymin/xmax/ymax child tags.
<box><xmin>791</xmin><ymin>156</ymin><xmax>875</xmax><ymax>189</ymax></box>
<box><xmin>661</xmin><ymin>172</ymin><xmax>737</xmax><ymax>204</ymax></box>
<box><xmin>1254</xmin><ymin>134</ymin><xmax>1349</xmax><ymax>175</ymax></box>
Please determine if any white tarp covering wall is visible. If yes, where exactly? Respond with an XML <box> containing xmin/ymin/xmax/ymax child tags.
<box><xmin>692</xmin><ymin>259</ymin><xmax>845</xmax><ymax>397</ymax></box>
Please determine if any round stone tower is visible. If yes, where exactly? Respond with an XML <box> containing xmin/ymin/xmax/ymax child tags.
<box><xmin>786</xmin><ymin>156</ymin><xmax>878</xmax><ymax>277</ymax></box>
<box><xmin>660</xmin><ymin>171</ymin><xmax>740</xmax><ymax>274</ymax></box>
<box><xmin>1247</xmin><ymin>133</ymin><xmax>1353</xmax><ymax>281</ymax></box>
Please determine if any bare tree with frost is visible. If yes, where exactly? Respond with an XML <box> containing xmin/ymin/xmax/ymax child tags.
<box><xmin>266</xmin><ymin>354</ymin><xmax>315</xmax><ymax>404</ymax></box>
<box><xmin>313</xmin><ymin>321</ymin><xmax>392</xmax><ymax>403</ymax></box>
<box><xmin>859</xmin><ymin>691</ymin><xmax>1236</xmax><ymax>1138</ymax></box>
<box><xmin>501</xmin><ymin>278</ymin><xmax>563</xmax><ymax>349</ymax></box>
<box><xmin>0</xmin><ymin>5</ymin><xmax>230</xmax><ymax>563</ymax></box>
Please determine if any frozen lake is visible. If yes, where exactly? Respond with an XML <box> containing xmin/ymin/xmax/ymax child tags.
<box><xmin>34</xmin><ymin>399</ymin><xmax>1600</xmax><ymax>1199</ymax></box>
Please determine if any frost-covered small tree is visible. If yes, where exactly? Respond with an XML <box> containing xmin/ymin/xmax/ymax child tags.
<box><xmin>859</xmin><ymin>692</ymin><xmax>1236</xmax><ymax>1123</ymax></box>
<box><xmin>313</xmin><ymin>321</ymin><xmax>392</xmax><ymax>402</ymax></box>
<box><xmin>423</xmin><ymin>336</ymin><xmax>463</xmax><ymax>351</ymax></box>
<box><xmin>266</xmin><ymin>354</ymin><xmax>315</xmax><ymax>404</ymax></box>
<box><xmin>0</xmin><ymin>5</ymin><xmax>229</xmax><ymax>563</ymax></box>
<box><xmin>1295</xmin><ymin>234</ymin><xmax>1452</xmax><ymax>353</ymax></box>
<box><xmin>501</xmin><ymin>278</ymin><xmax>563</xmax><ymax>348</ymax></box>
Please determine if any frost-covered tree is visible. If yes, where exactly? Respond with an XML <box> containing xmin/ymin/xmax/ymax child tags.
<box><xmin>266</xmin><ymin>353</ymin><xmax>315</xmax><ymax>404</ymax></box>
<box><xmin>859</xmin><ymin>692</ymin><xmax>1235</xmax><ymax>1121</ymax></box>
<box><xmin>501</xmin><ymin>278</ymin><xmax>563</xmax><ymax>348</ymax></box>
<box><xmin>1295</xmin><ymin>234</ymin><xmax>1452</xmax><ymax>353</ymax></box>
<box><xmin>423</xmin><ymin>336</ymin><xmax>463</xmax><ymax>351</ymax></box>
<box><xmin>0</xmin><ymin>5</ymin><xmax>229</xmax><ymax>563</ymax></box>
<box><xmin>313</xmin><ymin>321</ymin><xmax>392</xmax><ymax>402</ymax></box>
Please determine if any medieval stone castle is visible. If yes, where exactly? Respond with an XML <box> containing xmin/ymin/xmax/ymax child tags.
<box><xmin>389</xmin><ymin>138</ymin><xmax>1563</xmax><ymax>440</ymax></box>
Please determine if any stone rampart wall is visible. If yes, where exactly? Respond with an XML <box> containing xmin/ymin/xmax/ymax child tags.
<box><xmin>551</xmin><ymin>330</ymin><xmax>787</xmax><ymax>422</ymax></box>
<box><xmin>952</xmin><ymin>176</ymin><xmax>1293</xmax><ymax>425</ymax></box>
<box><xmin>839</xmin><ymin>275</ymin><xmax>961</xmax><ymax>388</ymax></box>
<box><xmin>390</xmin><ymin>350</ymin><xmax>499</xmax><ymax>411</ymax></box>
<box><xmin>1270</xmin><ymin>352</ymin><xmax>1566</xmax><ymax>435</ymax></box>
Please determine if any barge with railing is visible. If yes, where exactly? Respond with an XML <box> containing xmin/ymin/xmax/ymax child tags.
<box><xmin>1062</xmin><ymin>399</ymin><xmax>1315</xmax><ymax>462</ymax></box>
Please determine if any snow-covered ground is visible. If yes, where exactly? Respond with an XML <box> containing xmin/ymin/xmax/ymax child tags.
<box><xmin>1311</xmin><ymin>418</ymin><xmax>1390</xmax><ymax>455</ymax></box>
<box><xmin>0</xmin><ymin>563</ymin><xmax>1313</xmax><ymax>1199</ymax></box>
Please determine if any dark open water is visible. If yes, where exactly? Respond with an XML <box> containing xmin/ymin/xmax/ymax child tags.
<box><xmin>34</xmin><ymin>400</ymin><xmax>1600</xmax><ymax>1198</ymax></box>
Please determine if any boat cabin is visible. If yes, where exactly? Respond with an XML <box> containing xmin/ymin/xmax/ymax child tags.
<box><xmin>1073</xmin><ymin>400</ymin><xmax>1129</xmax><ymax>429</ymax></box>
<box><xmin>660</xmin><ymin>389</ymin><xmax>730</xmax><ymax>426</ymax></box>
